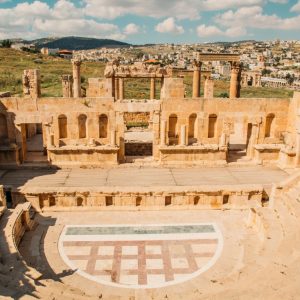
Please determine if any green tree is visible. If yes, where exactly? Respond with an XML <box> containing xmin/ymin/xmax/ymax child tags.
<box><xmin>262</xmin><ymin>69</ymin><xmax>271</xmax><ymax>76</ymax></box>
<box><xmin>1</xmin><ymin>39</ymin><xmax>12</xmax><ymax>48</ymax></box>
<box><xmin>285</xmin><ymin>73</ymin><xmax>295</xmax><ymax>85</ymax></box>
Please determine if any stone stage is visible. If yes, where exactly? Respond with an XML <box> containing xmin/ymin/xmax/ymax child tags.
<box><xmin>1</xmin><ymin>165</ymin><xmax>289</xmax><ymax>210</ymax></box>
<box><xmin>1</xmin><ymin>165</ymin><xmax>288</xmax><ymax>190</ymax></box>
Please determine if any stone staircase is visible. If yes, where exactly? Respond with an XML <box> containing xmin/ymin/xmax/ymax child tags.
<box><xmin>197</xmin><ymin>178</ymin><xmax>300</xmax><ymax>299</ymax></box>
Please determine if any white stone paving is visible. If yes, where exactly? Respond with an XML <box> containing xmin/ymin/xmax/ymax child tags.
<box><xmin>0</xmin><ymin>166</ymin><xmax>289</xmax><ymax>189</ymax></box>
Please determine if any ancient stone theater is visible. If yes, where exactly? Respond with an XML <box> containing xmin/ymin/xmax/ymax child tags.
<box><xmin>1</xmin><ymin>54</ymin><xmax>300</xmax><ymax>299</ymax></box>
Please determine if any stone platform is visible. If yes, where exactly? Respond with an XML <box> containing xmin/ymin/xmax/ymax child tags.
<box><xmin>0</xmin><ymin>165</ymin><xmax>288</xmax><ymax>190</ymax></box>
<box><xmin>0</xmin><ymin>166</ymin><xmax>289</xmax><ymax>210</ymax></box>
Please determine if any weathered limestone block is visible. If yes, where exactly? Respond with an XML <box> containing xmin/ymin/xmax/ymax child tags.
<box><xmin>204</xmin><ymin>77</ymin><xmax>214</xmax><ymax>98</ymax></box>
<box><xmin>25</xmin><ymin>195</ymin><xmax>40</xmax><ymax>211</ymax></box>
<box><xmin>62</xmin><ymin>75</ymin><xmax>73</xmax><ymax>97</ymax></box>
<box><xmin>22</xmin><ymin>69</ymin><xmax>41</xmax><ymax>98</ymax></box>
<box><xmin>161</xmin><ymin>78</ymin><xmax>185</xmax><ymax>99</ymax></box>
<box><xmin>87</xmin><ymin>78</ymin><xmax>114</xmax><ymax>97</ymax></box>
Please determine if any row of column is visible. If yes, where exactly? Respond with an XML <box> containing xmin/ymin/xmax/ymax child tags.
<box><xmin>192</xmin><ymin>61</ymin><xmax>242</xmax><ymax>99</ymax></box>
<box><xmin>114</xmin><ymin>77</ymin><xmax>156</xmax><ymax>100</ymax></box>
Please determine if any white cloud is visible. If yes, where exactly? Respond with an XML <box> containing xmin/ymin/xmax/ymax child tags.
<box><xmin>0</xmin><ymin>0</ymin><xmax>299</xmax><ymax>41</ymax></box>
<box><xmin>202</xmin><ymin>0</ymin><xmax>264</xmax><ymax>11</ymax></box>
<box><xmin>215</xmin><ymin>5</ymin><xmax>300</xmax><ymax>30</ymax></box>
<box><xmin>51</xmin><ymin>0</ymin><xmax>83</xmax><ymax>19</ymax></box>
<box><xmin>123</xmin><ymin>23</ymin><xmax>140</xmax><ymax>35</ymax></box>
<box><xmin>0</xmin><ymin>0</ymin><xmax>126</xmax><ymax>40</ymax></box>
<box><xmin>34</xmin><ymin>18</ymin><xmax>121</xmax><ymax>38</ymax></box>
<box><xmin>83</xmin><ymin>0</ymin><xmax>265</xmax><ymax>20</ymax></box>
<box><xmin>197</xmin><ymin>24</ymin><xmax>246</xmax><ymax>38</ymax></box>
<box><xmin>291</xmin><ymin>1</ymin><xmax>300</xmax><ymax>12</ymax></box>
<box><xmin>269</xmin><ymin>0</ymin><xmax>288</xmax><ymax>3</ymax></box>
<box><xmin>197</xmin><ymin>24</ymin><xmax>222</xmax><ymax>37</ymax></box>
<box><xmin>155</xmin><ymin>18</ymin><xmax>184</xmax><ymax>34</ymax></box>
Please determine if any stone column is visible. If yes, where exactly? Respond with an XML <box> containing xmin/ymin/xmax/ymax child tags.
<box><xmin>119</xmin><ymin>78</ymin><xmax>124</xmax><ymax>100</ymax></box>
<box><xmin>257</xmin><ymin>74</ymin><xmax>262</xmax><ymax>87</ymax></box>
<box><xmin>110</xmin><ymin>130</ymin><xmax>116</xmax><ymax>146</ymax></box>
<box><xmin>160</xmin><ymin>120</ymin><xmax>167</xmax><ymax>146</ymax></box>
<box><xmin>204</xmin><ymin>77</ymin><xmax>214</xmax><ymax>98</ymax></box>
<box><xmin>62</xmin><ymin>75</ymin><xmax>73</xmax><ymax>97</ymax></box>
<box><xmin>15</xmin><ymin>124</ymin><xmax>27</xmax><ymax>163</ymax></box>
<box><xmin>192</xmin><ymin>61</ymin><xmax>202</xmax><ymax>98</ymax></box>
<box><xmin>150</xmin><ymin>77</ymin><xmax>156</xmax><ymax>100</ymax></box>
<box><xmin>230</xmin><ymin>62</ymin><xmax>242</xmax><ymax>99</ymax></box>
<box><xmin>72</xmin><ymin>59</ymin><xmax>82</xmax><ymax>98</ymax></box>
<box><xmin>180</xmin><ymin>125</ymin><xmax>186</xmax><ymax>146</ymax></box>
<box><xmin>152</xmin><ymin>110</ymin><xmax>161</xmax><ymax>160</ymax></box>
<box><xmin>116</xmin><ymin>112</ymin><xmax>125</xmax><ymax>162</ymax></box>
<box><xmin>247</xmin><ymin>123</ymin><xmax>259</xmax><ymax>159</ymax></box>
<box><xmin>115</xmin><ymin>78</ymin><xmax>120</xmax><ymax>100</ymax></box>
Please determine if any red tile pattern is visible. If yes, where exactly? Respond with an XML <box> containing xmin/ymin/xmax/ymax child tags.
<box><xmin>63</xmin><ymin>239</ymin><xmax>218</xmax><ymax>286</ymax></box>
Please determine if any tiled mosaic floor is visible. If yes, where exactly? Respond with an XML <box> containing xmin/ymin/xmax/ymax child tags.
<box><xmin>59</xmin><ymin>224</ymin><xmax>223</xmax><ymax>288</ymax></box>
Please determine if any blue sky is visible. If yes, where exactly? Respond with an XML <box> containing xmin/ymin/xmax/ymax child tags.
<box><xmin>0</xmin><ymin>0</ymin><xmax>300</xmax><ymax>43</ymax></box>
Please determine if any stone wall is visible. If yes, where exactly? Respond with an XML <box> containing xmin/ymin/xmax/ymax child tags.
<box><xmin>0</xmin><ymin>94</ymin><xmax>297</xmax><ymax>167</ymax></box>
<box><xmin>24</xmin><ymin>185</ymin><xmax>264</xmax><ymax>211</ymax></box>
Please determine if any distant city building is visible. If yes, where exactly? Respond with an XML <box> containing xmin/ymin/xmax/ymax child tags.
<box><xmin>40</xmin><ymin>47</ymin><xmax>59</xmax><ymax>56</ymax></box>
<box><xmin>11</xmin><ymin>43</ymin><xmax>35</xmax><ymax>51</ymax></box>
<box><xmin>58</xmin><ymin>50</ymin><xmax>73</xmax><ymax>59</ymax></box>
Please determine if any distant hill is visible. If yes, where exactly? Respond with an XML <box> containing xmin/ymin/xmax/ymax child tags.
<box><xmin>32</xmin><ymin>36</ymin><xmax>130</xmax><ymax>50</ymax></box>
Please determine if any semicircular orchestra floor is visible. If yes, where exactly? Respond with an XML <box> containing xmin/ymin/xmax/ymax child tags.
<box><xmin>19</xmin><ymin>209</ymin><xmax>255</xmax><ymax>299</ymax></box>
<box><xmin>59</xmin><ymin>223</ymin><xmax>223</xmax><ymax>289</ymax></box>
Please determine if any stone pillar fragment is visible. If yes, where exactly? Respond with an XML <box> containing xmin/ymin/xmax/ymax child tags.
<box><xmin>72</xmin><ymin>59</ymin><xmax>82</xmax><ymax>98</ymax></box>
<box><xmin>180</xmin><ymin>125</ymin><xmax>186</xmax><ymax>146</ymax></box>
<box><xmin>230</xmin><ymin>62</ymin><xmax>242</xmax><ymax>99</ymax></box>
<box><xmin>115</xmin><ymin>78</ymin><xmax>120</xmax><ymax>100</ymax></box>
<box><xmin>247</xmin><ymin>122</ymin><xmax>260</xmax><ymax>159</ymax></box>
<box><xmin>119</xmin><ymin>78</ymin><xmax>124</xmax><ymax>100</ymax></box>
<box><xmin>110</xmin><ymin>130</ymin><xmax>116</xmax><ymax>146</ymax></box>
<box><xmin>22</xmin><ymin>69</ymin><xmax>41</xmax><ymax>98</ymax></box>
<box><xmin>62</xmin><ymin>75</ymin><xmax>73</xmax><ymax>97</ymax></box>
<box><xmin>160</xmin><ymin>120</ymin><xmax>167</xmax><ymax>146</ymax></box>
<box><xmin>204</xmin><ymin>77</ymin><xmax>214</xmax><ymax>98</ymax></box>
<box><xmin>150</xmin><ymin>77</ymin><xmax>156</xmax><ymax>99</ymax></box>
<box><xmin>192</xmin><ymin>62</ymin><xmax>202</xmax><ymax>98</ymax></box>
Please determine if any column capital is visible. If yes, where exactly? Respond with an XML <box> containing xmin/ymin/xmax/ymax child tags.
<box><xmin>230</xmin><ymin>61</ymin><xmax>242</xmax><ymax>71</ymax></box>
<box><xmin>71</xmin><ymin>59</ymin><xmax>82</xmax><ymax>67</ymax></box>
<box><xmin>193</xmin><ymin>60</ymin><xmax>202</xmax><ymax>69</ymax></box>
